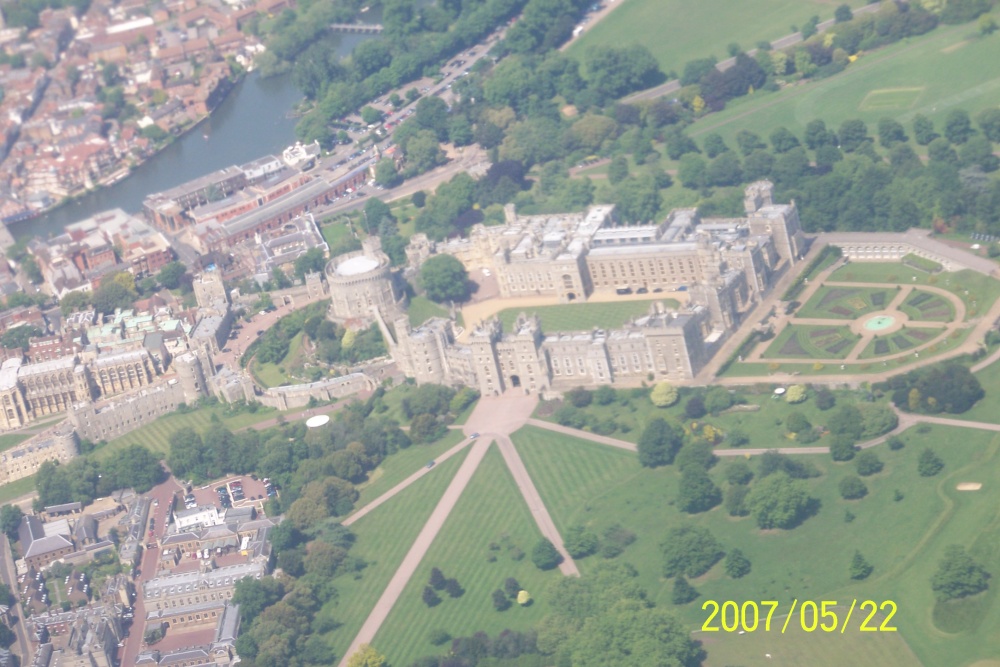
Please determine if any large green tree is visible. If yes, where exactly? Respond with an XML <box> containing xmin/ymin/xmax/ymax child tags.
<box><xmin>420</xmin><ymin>255</ymin><xmax>469</xmax><ymax>303</ymax></box>
<box><xmin>661</xmin><ymin>525</ymin><xmax>724</xmax><ymax>578</ymax></box>
<box><xmin>746</xmin><ymin>471</ymin><xmax>814</xmax><ymax>529</ymax></box>
<box><xmin>931</xmin><ymin>545</ymin><xmax>990</xmax><ymax>601</ymax></box>
<box><xmin>637</xmin><ymin>417</ymin><xmax>683</xmax><ymax>467</ymax></box>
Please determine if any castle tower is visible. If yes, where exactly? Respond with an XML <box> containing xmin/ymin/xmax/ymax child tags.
<box><xmin>175</xmin><ymin>353</ymin><xmax>208</xmax><ymax>403</ymax></box>
<box><xmin>744</xmin><ymin>181</ymin><xmax>806</xmax><ymax>266</ymax></box>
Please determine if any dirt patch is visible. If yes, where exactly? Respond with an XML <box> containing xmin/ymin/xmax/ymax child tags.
<box><xmin>909</xmin><ymin>329</ymin><xmax>934</xmax><ymax>341</ymax></box>
<box><xmin>957</xmin><ymin>482</ymin><xmax>982</xmax><ymax>491</ymax></box>
<box><xmin>829</xmin><ymin>305</ymin><xmax>853</xmax><ymax>317</ymax></box>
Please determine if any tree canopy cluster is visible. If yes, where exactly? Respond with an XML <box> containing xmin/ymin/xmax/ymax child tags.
<box><xmin>879</xmin><ymin>362</ymin><xmax>984</xmax><ymax>414</ymax></box>
<box><xmin>35</xmin><ymin>445</ymin><xmax>165</xmax><ymax>509</ymax></box>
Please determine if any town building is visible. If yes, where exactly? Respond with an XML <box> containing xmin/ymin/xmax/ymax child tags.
<box><xmin>28</xmin><ymin>209</ymin><xmax>174</xmax><ymax>298</ymax></box>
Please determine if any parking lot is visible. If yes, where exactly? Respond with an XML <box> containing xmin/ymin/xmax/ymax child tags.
<box><xmin>188</xmin><ymin>474</ymin><xmax>273</xmax><ymax>512</ymax></box>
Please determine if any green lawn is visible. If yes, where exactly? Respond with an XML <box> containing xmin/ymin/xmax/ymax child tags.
<box><xmin>371</xmin><ymin>446</ymin><xmax>562</xmax><ymax>665</ymax></box>
<box><xmin>93</xmin><ymin>405</ymin><xmax>278</xmax><ymax>461</ymax></box>
<box><xmin>828</xmin><ymin>264</ymin><xmax>1000</xmax><ymax>318</ymax></box>
<box><xmin>535</xmin><ymin>385</ymin><xmax>878</xmax><ymax>450</ymax></box>
<box><xmin>689</xmin><ymin>22</ymin><xmax>1000</xmax><ymax>145</ymax></box>
<box><xmin>408</xmin><ymin>295</ymin><xmax>449</xmax><ymax>327</ymax></box>
<box><xmin>567</xmin><ymin>0</ymin><xmax>869</xmax><ymax>72</ymax></box>
<box><xmin>321</xmin><ymin>220</ymin><xmax>356</xmax><ymax>249</ymax></box>
<box><xmin>796</xmin><ymin>285</ymin><xmax>896</xmax><ymax>320</ymax></box>
<box><xmin>353</xmin><ymin>429</ymin><xmax>469</xmax><ymax>508</ymax></box>
<box><xmin>0</xmin><ymin>432</ymin><xmax>30</xmax><ymax>453</ymax></box>
<box><xmin>954</xmin><ymin>358</ymin><xmax>1000</xmax><ymax>424</ymax></box>
<box><xmin>762</xmin><ymin>324</ymin><xmax>860</xmax><ymax>360</ymax></box>
<box><xmin>0</xmin><ymin>475</ymin><xmax>37</xmax><ymax>505</ymax></box>
<box><xmin>495</xmin><ymin>298</ymin><xmax>679</xmax><ymax>333</ymax></box>
<box><xmin>324</xmin><ymin>448</ymin><xmax>471</xmax><ymax>661</ymax></box>
<box><xmin>251</xmin><ymin>331</ymin><xmax>303</xmax><ymax>388</ymax></box>
<box><xmin>513</xmin><ymin>422</ymin><xmax>1000</xmax><ymax>666</ymax></box>
<box><xmin>700</xmin><ymin>617</ymin><xmax>922</xmax><ymax>667</ymax></box>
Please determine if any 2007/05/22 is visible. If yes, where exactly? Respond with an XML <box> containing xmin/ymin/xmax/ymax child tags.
<box><xmin>702</xmin><ymin>599</ymin><xmax>898</xmax><ymax>633</ymax></box>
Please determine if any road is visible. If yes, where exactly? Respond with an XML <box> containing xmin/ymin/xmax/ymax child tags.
<box><xmin>336</xmin><ymin>436</ymin><xmax>493</xmax><ymax>667</ymax></box>
<box><xmin>119</xmin><ymin>473</ymin><xmax>185</xmax><ymax>667</ymax></box>
<box><xmin>623</xmin><ymin>1</ymin><xmax>883</xmax><ymax>104</ymax></box>
<box><xmin>495</xmin><ymin>433</ymin><xmax>579</xmax><ymax>576</ymax></box>
<box><xmin>338</xmin><ymin>391</ymin><xmax>580</xmax><ymax>664</ymax></box>
<box><xmin>342</xmin><ymin>437</ymin><xmax>476</xmax><ymax>527</ymax></box>
<box><xmin>0</xmin><ymin>534</ymin><xmax>32</xmax><ymax>664</ymax></box>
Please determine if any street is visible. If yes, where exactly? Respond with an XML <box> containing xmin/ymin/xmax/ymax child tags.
<box><xmin>0</xmin><ymin>534</ymin><xmax>32</xmax><ymax>664</ymax></box>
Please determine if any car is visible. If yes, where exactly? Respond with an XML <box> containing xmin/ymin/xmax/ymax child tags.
<box><xmin>426</xmin><ymin>460</ymin><xmax>435</xmax><ymax>469</ymax></box>
<box><xmin>216</xmin><ymin>486</ymin><xmax>227</xmax><ymax>493</ymax></box>
<box><xmin>636</xmin><ymin>287</ymin><xmax>648</xmax><ymax>294</ymax></box>
<box><xmin>677</xmin><ymin>285</ymin><xmax>688</xmax><ymax>291</ymax></box>
<box><xmin>470</xmin><ymin>432</ymin><xmax>479</xmax><ymax>439</ymax></box>
<box><xmin>256</xmin><ymin>330</ymin><xmax>264</xmax><ymax>337</ymax></box>
<box><xmin>652</xmin><ymin>288</ymin><xmax>663</xmax><ymax>293</ymax></box>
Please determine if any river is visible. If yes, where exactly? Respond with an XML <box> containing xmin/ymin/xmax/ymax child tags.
<box><xmin>12</xmin><ymin>31</ymin><xmax>381</xmax><ymax>240</ymax></box>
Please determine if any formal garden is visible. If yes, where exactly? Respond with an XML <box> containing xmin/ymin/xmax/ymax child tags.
<box><xmin>725</xmin><ymin>262</ymin><xmax>1000</xmax><ymax>376</ymax></box>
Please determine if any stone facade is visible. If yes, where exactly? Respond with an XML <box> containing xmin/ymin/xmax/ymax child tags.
<box><xmin>325</xmin><ymin>237</ymin><xmax>401</xmax><ymax>323</ymax></box>
<box><xmin>387</xmin><ymin>182</ymin><xmax>805</xmax><ymax>391</ymax></box>
<box><xmin>0</xmin><ymin>424</ymin><xmax>77</xmax><ymax>484</ymax></box>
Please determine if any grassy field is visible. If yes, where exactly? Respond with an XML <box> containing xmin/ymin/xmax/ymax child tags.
<box><xmin>567</xmin><ymin>0</ymin><xmax>869</xmax><ymax>72</ymax></box>
<box><xmin>762</xmin><ymin>324</ymin><xmax>860</xmax><ymax>360</ymax></box>
<box><xmin>495</xmin><ymin>298</ymin><xmax>679</xmax><ymax>333</ymax></box>
<box><xmin>699</xmin><ymin>617</ymin><xmax>922</xmax><ymax>667</ymax></box>
<box><xmin>0</xmin><ymin>432</ymin><xmax>30</xmax><ymax>453</ymax></box>
<box><xmin>952</xmin><ymin>358</ymin><xmax>1000</xmax><ymax>424</ymax></box>
<box><xmin>371</xmin><ymin>446</ymin><xmax>562</xmax><ymax>665</ymax></box>
<box><xmin>353</xmin><ymin>429</ymin><xmax>469</xmax><ymax>508</ymax></box>
<box><xmin>513</xmin><ymin>422</ymin><xmax>1000</xmax><ymax>666</ymax></box>
<box><xmin>324</xmin><ymin>448</ymin><xmax>471</xmax><ymax>661</ymax></box>
<box><xmin>251</xmin><ymin>331</ymin><xmax>303</xmax><ymax>388</ymax></box>
<box><xmin>408</xmin><ymin>295</ymin><xmax>449</xmax><ymax>327</ymax></box>
<box><xmin>689</xmin><ymin>22</ymin><xmax>1000</xmax><ymax>145</ymax></box>
<box><xmin>0</xmin><ymin>475</ymin><xmax>37</xmax><ymax>505</ymax></box>
<box><xmin>93</xmin><ymin>405</ymin><xmax>279</xmax><ymax>461</ymax></box>
<box><xmin>321</xmin><ymin>220</ymin><xmax>357</xmax><ymax>249</ymax></box>
<box><xmin>828</xmin><ymin>264</ymin><xmax>1000</xmax><ymax>318</ymax></box>
<box><xmin>536</xmin><ymin>385</ymin><xmax>879</xmax><ymax>449</ymax></box>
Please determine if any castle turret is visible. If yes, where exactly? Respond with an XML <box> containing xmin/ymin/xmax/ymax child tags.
<box><xmin>175</xmin><ymin>353</ymin><xmax>208</xmax><ymax>403</ymax></box>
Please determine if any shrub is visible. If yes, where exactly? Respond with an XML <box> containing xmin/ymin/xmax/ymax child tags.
<box><xmin>855</xmin><ymin>451</ymin><xmax>884</xmax><ymax>476</ymax></box>
<box><xmin>918</xmin><ymin>448</ymin><xmax>944</xmax><ymax>476</ymax></box>
<box><xmin>650</xmin><ymin>381</ymin><xmax>679</xmax><ymax>407</ymax></box>
<box><xmin>428</xmin><ymin>629</ymin><xmax>451</xmax><ymax>645</ymax></box>
<box><xmin>671</xmin><ymin>575</ymin><xmax>699</xmax><ymax>604</ymax></box>
<box><xmin>504</xmin><ymin>577</ymin><xmax>520</xmax><ymax>598</ymax></box>
<box><xmin>422</xmin><ymin>586</ymin><xmax>441</xmax><ymax>607</ymax></box>
<box><xmin>887</xmin><ymin>436</ymin><xmax>905</xmax><ymax>450</ymax></box>
<box><xmin>725</xmin><ymin>548</ymin><xmax>752</xmax><ymax>578</ymax></box>
<box><xmin>492</xmin><ymin>589</ymin><xmax>511</xmax><ymax>611</ymax></box>
<box><xmin>850</xmin><ymin>551</ymin><xmax>873</xmax><ymax>580</ymax></box>
<box><xmin>444</xmin><ymin>578</ymin><xmax>464</xmax><ymax>598</ymax></box>
<box><xmin>531</xmin><ymin>539</ymin><xmax>562</xmax><ymax>570</ymax></box>
<box><xmin>564</xmin><ymin>526</ymin><xmax>600</xmax><ymax>558</ymax></box>
<box><xmin>839</xmin><ymin>475</ymin><xmax>868</xmax><ymax>500</ymax></box>
<box><xmin>785</xmin><ymin>384</ymin><xmax>807</xmax><ymax>403</ymax></box>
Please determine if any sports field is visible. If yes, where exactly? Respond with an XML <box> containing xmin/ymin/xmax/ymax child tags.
<box><xmin>512</xmin><ymin>422</ymin><xmax>1000</xmax><ymax>666</ymax></box>
<box><xmin>370</xmin><ymin>446</ymin><xmax>561</xmax><ymax>665</ymax></box>
<box><xmin>689</xmin><ymin>23</ymin><xmax>1000</xmax><ymax>144</ymax></box>
<box><xmin>495</xmin><ymin>297</ymin><xmax>678</xmax><ymax>333</ymax></box>
<box><xmin>567</xmin><ymin>0</ymin><xmax>869</xmax><ymax>72</ymax></box>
